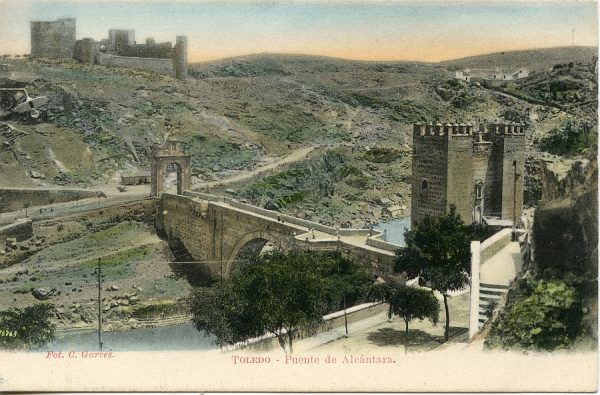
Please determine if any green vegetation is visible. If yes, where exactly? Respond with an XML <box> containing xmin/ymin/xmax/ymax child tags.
<box><xmin>485</xmin><ymin>277</ymin><xmax>586</xmax><ymax>351</ymax></box>
<box><xmin>189</xmin><ymin>250</ymin><xmax>371</xmax><ymax>354</ymax></box>
<box><xmin>536</xmin><ymin>120</ymin><xmax>597</xmax><ymax>157</ymax></box>
<box><xmin>86</xmin><ymin>222</ymin><xmax>145</xmax><ymax>242</ymax></box>
<box><xmin>395</xmin><ymin>206</ymin><xmax>471</xmax><ymax>341</ymax></box>
<box><xmin>79</xmin><ymin>245</ymin><xmax>151</xmax><ymax>269</ymax></box>
<box><xmin>363</xmin><ymin>147</ymin><xmax>402</xmax><ymax>163</ymax></box>
<box><xmin>241</xmin><ymin>149</ymin><xmax>360</xmax><ymax>209</ymax></box>
<box><xmin>0</xmin><ymin>304</ymin><xmax>56</xmax><ymax>350</ymax></box>
<box><xmin>182</xmin><ymin>135</ymin><xmax>258</xmax><ymax>173</ymax></box>
<box><xmin>130</xmin><ymin>299</ymin><xmax>187</xmax><ymax>319</ymax></box>
<box><xmin>368</xmin><ymin>280</ymin><xmax>439</xmax><ymax>346</ymax></box>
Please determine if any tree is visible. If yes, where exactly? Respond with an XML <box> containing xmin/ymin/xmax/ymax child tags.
<box><xmin>324</xmin><ymin>251</ymin><xmax>372</xmax><ymax>335</ymax></box>
<box><xmin>189</xmin><ymin>251</ymin><xmax>358</xmax><ymax>354</ymax></box>
<box><xmin>368</xmin><ymin>279</ymin><xmax>439</xmax><ymax>349</ymax></box>
<box><xmin>0</xmin><ymin>304</ymin><xmax>56</xmax><ymax>350</ymax></box>
<box><xmin>395</xmin><ymin>205</ymin><xmax>470</xmax><ymax>341</ymax></box>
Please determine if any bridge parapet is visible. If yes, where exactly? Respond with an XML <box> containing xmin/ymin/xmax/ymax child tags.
<box><xmin>366</xmin><ymin>234</ymin><xmax>402</xmax><ymax>253</ymax></box>
<box><xmin>184</xmin><ymin>191</ymin><xmax>378</xmax><ymax>238</ymax></box>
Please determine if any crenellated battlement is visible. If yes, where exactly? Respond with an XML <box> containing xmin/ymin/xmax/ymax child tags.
<box><xmin>413</xmin><ymin>122</ymin><xmax>474</xmax><ymax>137</ymax></box>
<box><xmin>414</xmin><ymin>122</ymin><xmax>525</xmax><ymax>138</ymax></box>
<box><xmin>479</xmin><ymin>123</ymin><xmax>526</xmax><ymax>135</ymax></box>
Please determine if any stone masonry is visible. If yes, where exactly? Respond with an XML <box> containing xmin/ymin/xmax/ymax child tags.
<box><xmin>411</xmin><ymin>122</ymin><xmax>525</xmax><ymax>226</ymax></box>
<box><xmin>30</xmin><ymin>18</ymin><xmax>76</xmax><ymax>59</ymax></box>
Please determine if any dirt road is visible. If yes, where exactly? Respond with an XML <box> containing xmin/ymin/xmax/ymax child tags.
<box><xmin>194</xmin><ymin>145</ymin><xmax>316</xmax><ymax>189</ymax></box>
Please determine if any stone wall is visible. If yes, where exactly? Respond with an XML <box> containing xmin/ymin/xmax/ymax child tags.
<box><xmin>96</xmin><ymin>52</ymin><xmax>174</xmax><ymax>75</ymax></box>
<box><xmin>447</xmin><ymin>134</ymin><xmax>474</xmax><ymax>222</ymax></box>
<box><xmin>500</xmin><ymin>134</ymin><xmax>526</xmax><ymax>220</ymax></box>
<box><xmin>74</xmin><ymin>38</ymin><xmax>97</xmax><ymax>65</ymax></box>
<box><xmin>174</xmin><ymin>36</ymin><xmax>188</xmax><ymax>79</ymax></box>
<box><xmin>30</xmin><ymin>18</ymin><xmax>76</xmax><ymax>59</ymax></box>
<box><xmin>0</xmin><ymin>188</ymin><xmax>100</xmax><ymax>212</ymax></box>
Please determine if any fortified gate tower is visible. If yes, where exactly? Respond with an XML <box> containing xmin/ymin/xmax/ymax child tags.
<box><xmin>411</xmin><ymin>122</ymin><xmax>526</xmax><ymax>226</ymax></box>
<box><xmin>151</xmin><ymin>139</ymin><xmax>191</xmax><ymax>196</ymax></box>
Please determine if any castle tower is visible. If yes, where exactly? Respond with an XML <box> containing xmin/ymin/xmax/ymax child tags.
<box><xmin>73</xmin><ymin>38</ymin><xmax>97</xmax><ymax>65</ymax></box>
<box><xmin>411</xmin><ymin>122</ymin><xmax>525</xmax><ymax>227</ymax></box>
<box><xmin>496</xmin><ymin>124</ymin><xmax>526</xmax><ymax>221</ymax></box>
<box><xmin>173</xmin><ymin>36</ymin><xmax>188</xmax><ymax>80</ymax></box>
<box><xmin>30</xmin><ymin>18</ymin><xmax>76</xmax><ymax>59</ymax></box>
<box><xmin>108</xmin><ymin>29</ymin><xmax>135</xmax><ymax>54</ymax></box>
<box><xmin>411</xmin><ymin>123</ymin><xmax>474</xmax><ymax>226</ymax></box>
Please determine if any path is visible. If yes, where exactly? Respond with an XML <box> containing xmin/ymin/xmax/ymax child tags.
<box><xmin>195</xmin><ymin>145</ymin><xmax>316</xmax><ymax>189</ymax></box>
<box><xmin>0</xmin><ymin>146</ymin><xmax>317</xmax><ymax>225</ymax></box>
<box><xmin>480</xmin><ymin>242</ymin><xmax>523</xmax><ymax>286</ymax></box>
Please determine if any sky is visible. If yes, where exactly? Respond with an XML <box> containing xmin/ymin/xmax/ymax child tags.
<box><xmin>0</xmin><ymin>0</ymin><xmax>597</xmax><ymax>62</ymax></box>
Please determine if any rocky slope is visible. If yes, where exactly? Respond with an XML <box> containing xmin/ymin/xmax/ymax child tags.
<box><xmin>0</xmin><ymin>47</ymin><xmax>596</xmax><ymax>221</ymax></box>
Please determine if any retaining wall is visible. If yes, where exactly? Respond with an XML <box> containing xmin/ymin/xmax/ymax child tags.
<box><xmin>469</xmin><ymin>228</ymin><xmax>517</xmax><ymax>340</ymax></box>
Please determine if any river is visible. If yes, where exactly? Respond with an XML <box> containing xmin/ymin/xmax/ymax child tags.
<box><xmin>40</xmin><ymin>323</ymin><xmax>216</xmax><ymax>352</ymax></box>
<box><xmin>372</xmin><ymin>217</ymin><xmax>411</xmax><ymax>246</ymax></box>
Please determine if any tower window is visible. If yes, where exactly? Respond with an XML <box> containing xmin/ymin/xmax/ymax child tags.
<box><xmin>475</xmin><ymin>182</ymin><xmax>483</xmax><ymax>199</ymax></box>
<box><xmin>421</xmin><ymin>179</ymin><xmax>428</xmax><ymax>190</ymax></box>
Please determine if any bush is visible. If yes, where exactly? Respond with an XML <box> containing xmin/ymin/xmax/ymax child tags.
<box><xmin>485</xmin><ymin>279</ymin><xmax>584</xmax><ymax>351</ymax></box>
<box><xmin>363</xmin><ymin>148</ymin><xmax>402</xmax><ymax>163</ymax></box>
<box><xmin>536</xmin><ymin>120</ymin><xmax>597</xmax><ymax>156</ymax></box>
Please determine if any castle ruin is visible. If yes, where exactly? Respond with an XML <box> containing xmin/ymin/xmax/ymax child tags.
<box><xmin>30</xmin><ymin>18</ymin><xmax>188</xmax><ymax>79</ymax></box>
<box><xmin>411</xmin><ymin>122</ymin><xmax>526</xmax><ymax>226</ymax></box>
<box><xmin>30</xmin><ymin>18</ymin><xmax>76</xmax><ymax>59</ymax></box>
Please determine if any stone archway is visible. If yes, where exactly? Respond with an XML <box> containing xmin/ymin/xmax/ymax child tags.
<box><xmin>164</xmin><ymin>162</ymin><xmax>183</xmax><ymax>194</ymax></box>
<box><xmin>223</xmin><ymin>230</ymin><xmax>282</xmax><ymax>278</ymax></box>
<box><xmin>151</xmin><ymin>139</ymin><xmax>191</xmax><ymax>196</ymax></box>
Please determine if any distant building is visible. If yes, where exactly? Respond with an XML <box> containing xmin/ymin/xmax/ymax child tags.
<box><xmin>121</xmin><ymin>171</ymin><xmax>151</xmax><ymax>186</ymax></box>
<box><xmin>454</xmin><ymin>68</ymin><xmax>529</xmax><ymax>83</ymax></box>
<box><xmin>411</xmin><ymin>122</ymin><xmax>526</xmax><ymax>226</ymax></box>
<box><xmin>29</xmin><ymin>18</ymin><xmax>188</xmax><ymax>79</ymax></box>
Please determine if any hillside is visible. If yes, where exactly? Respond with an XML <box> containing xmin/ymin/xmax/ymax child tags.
<box><xmin>440</xmin><ymin>46</ymin><xmax>597</xmax><ymax>72</ymax></box>
<box><xmin>0</xmin><ymin>46</ymin><xmax>596</xmax><ymax>225</ymax></box>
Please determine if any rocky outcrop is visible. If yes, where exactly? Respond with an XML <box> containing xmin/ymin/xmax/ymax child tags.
<box><xmin>532</xmin><ymin>157</ymin><xmax>597</xmax><ymax>276</ymax></box>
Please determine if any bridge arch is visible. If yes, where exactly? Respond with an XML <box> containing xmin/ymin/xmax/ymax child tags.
<box><xmin>224</xmin><ymin>229</ymin><xmax>287</xmax><ymax>278</ymax></box>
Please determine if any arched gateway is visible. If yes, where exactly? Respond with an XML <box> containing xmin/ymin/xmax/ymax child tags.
<box><xmin>151</xmin><ymin>139</ymin><xmax>192</xmax><ymax>196</ymax></box>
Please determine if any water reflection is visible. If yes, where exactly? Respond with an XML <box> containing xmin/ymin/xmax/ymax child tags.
<box><xmin>39</xmin><ymin>323</ymin><xmax>216</xmax><ymax>352</ymax></box>
<box><xmin>373</xmin><ymin>217</ymin><xmax>410</xmax><ymax>246</ymax></box>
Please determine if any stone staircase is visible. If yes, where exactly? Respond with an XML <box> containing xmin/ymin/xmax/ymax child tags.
<box><xmin>477</xmin><ymin>283</ymin><xmax>509</xmax><ymax>328</ymax></box>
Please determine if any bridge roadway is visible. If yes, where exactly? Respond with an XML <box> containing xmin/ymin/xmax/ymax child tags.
<box><xmin>158</xmin><ymin>192</ymin><xmax>401</xmax><ymax>279</ymax></box>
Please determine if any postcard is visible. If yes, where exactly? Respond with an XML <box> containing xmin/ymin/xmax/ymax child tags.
<box><xmin>0</xmin><ymin>0</ymin><xmax>597</xmax><ymax>392</ymax></box>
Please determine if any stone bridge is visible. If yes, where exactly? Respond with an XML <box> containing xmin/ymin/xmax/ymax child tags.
<box><xmin>156</xmin><ymin>191</ymin><xmax>401</xmax><ymax>280</ymax></box>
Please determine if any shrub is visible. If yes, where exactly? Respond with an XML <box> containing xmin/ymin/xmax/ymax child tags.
<box><xmin>485</xmin><ymin>279</ymin><xmax>584</xmax><ymax>351</ymax></box>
